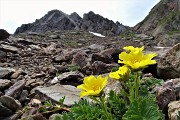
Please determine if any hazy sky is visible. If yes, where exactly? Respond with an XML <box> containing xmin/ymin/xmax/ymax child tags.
<box><xmin>0</xmin><ymin>0</ymin><xmax>160</xmax><ymax>34</ymax></box>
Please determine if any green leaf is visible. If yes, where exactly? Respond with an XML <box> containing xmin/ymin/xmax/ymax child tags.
<box><xmin>59</xmin><ymin>99</ymin><xmax>102</xmax><ymax>120</ymax></box>
<box><xmin>122</xmin><ymin>96</ymin><xmax>164</xmax><ymax>120</ymax></box>
<box><xmin>108</xmin><ymin>90</ymin><xmax>127</xmax><ymax>119</ymax></box>
<box><xmin>59</xmin><ymin>96</ymin><xmax>65</xmax><ymax>106</ymax></box>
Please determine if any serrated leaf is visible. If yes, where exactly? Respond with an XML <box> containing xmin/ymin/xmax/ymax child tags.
<box><xmin>122</xmin><ymin>96</ymin><xmax>164</xmax><ymax>120</ymax></box>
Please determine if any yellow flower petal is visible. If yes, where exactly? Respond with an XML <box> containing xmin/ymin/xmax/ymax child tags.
<box><xmin>109</xmin><ymin>66</ymin><xmax>129</xmax><ymax>81</ymax></box>
<box><xmin>118</xmin><ymin>46</ymin><xmax>157</xmax><ymax>70</ymax></box>
<box><xmin>77</xmin><ymin>75</ymin><xmax>108</xmax><ymax>98</ymax></box>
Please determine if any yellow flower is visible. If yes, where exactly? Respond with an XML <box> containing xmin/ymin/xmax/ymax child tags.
<box><xmin>118</xmin><ymin>46</ymin><xmax>157</xmax><ymax>70</ymax></box>
<box><xmin>77</xmin><ymin>75</ymin><xmax>108</xmax><ymax>98</ymax></box>
<box><xmin>109</xmin><ymin>66</ymin><xmax>129</xmax><ymax>80</ymax></box>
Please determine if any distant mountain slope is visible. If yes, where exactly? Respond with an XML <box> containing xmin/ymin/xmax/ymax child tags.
<box><xmin>14</xmin><ymin>10</ymin><xmax>128</xmax><ymax>35</ymax></box>
<box><xmin>135</xmin><ymin>0</ymin><xmax>180</xmax><ymax>36</ymax></box>
<box><xmin>134</xmin><ymin>0</ymin><xmax>180</xmax><ymax>46</ymax></box>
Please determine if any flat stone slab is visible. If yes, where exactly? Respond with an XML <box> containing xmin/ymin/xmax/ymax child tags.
<box><xmin>35</xmin><ymin>85</ymin><xmax>81</xmax><ymax>106</ymax></box>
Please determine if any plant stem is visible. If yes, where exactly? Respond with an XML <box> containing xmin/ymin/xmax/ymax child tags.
<box><xmin>99</xmin><ymin>96</ymin><xmax>113</xmax><ymax>120</ymax></box>
<box><xmin>134</xmin><ymin>72</ymin><xmax>140</xmax><ymax>100</ymax></box>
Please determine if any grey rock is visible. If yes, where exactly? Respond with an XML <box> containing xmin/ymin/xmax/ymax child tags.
<box><xmin>0</xmin><ymin>44</ymin><xmax>19</xmax><ymax>53</ymax></box>
<box><xmin>154</xmin><ymin>81</ymin><xmax>176</xmax><ymax>113</ymax></box>
<box><xmin>0</xmin><ymin>67</ymin><xmax>15</xmax><ymax>79</ymax></box>
<box><xmin>54</xmin><ymin>65</ymin><xmax>68</xmax><ymax>73</ymax></box>
<box><xmin>157</xmin><ymin>43</ymin><xmax>180</xmax><ymax>79</ymax></box>
<box><xmin>0</xmin><ymin>49</ymin><xmax>7</xmax><ymax>58</ymax></box>
<box><xmin>34</xmin><ymin>84</ymin><xmax>81</xmax><ymax>106</ymax></box>
<box><xmin>91</xmin><ymin>48</ymin><xmax>122</xmax><ymax>64</ymax></box>
<box><xmin>100</xmin><ymin>48</ymin><xmax>122</xmax><ymax>62</ymax></box>
<box><xmin>16</xmin><ymin>38</ymin><xmax>35</xmax><ymax>45</ymax></box>
<box><xmin>0</xmin><ymin>102</ymin><xmax>13</xmax><ymax>117</ymax></box>
<box><xmin>72</xmin><ymin>52</ymin><xmax>87</xmax><ymax>68</ymax></box>
<box><xmin>10</xmin><ymin>69</ymin><xmax>24</xmax><ymax>79</ymax></box>
<box><xmin>104</xmin><ymin>74</ymin><xmax>121</xmax><ymax>96</ymax></box>
<box><xmin>165</xmin><ymin>78</ymin><xmax>180</xmax><ymax>99</ymax></box>
<box><xmin>0</xmin><ymin>79</ymin><xmax>12</xmax><ymax>90</ymax></box>
<box><xmin>29</xmin><ymin>45</ymin><xmax>41</xmax><ymax>50</ymax></box>
<box><xmin>86</xmin><ymin>44</ymin><xmax>105</xmax><ymax>53</ymax></box>
<box><xmin>168</xmin><ymin>100</ymin><xmax>180</xmax><ymax>120</ymax></box>
<box><xmin>49</xmin><ymin>34</ymin><xmax>59</xmax><ymax>39</ymax></box>
<box><xmin>0</xmin><ymin>95</ymin><xmax>22</xmax><ymax>111</ymax></box>
<box><xmin>53</xmin><ymin>55</ymin><xmax>67</xmax><ymax>63</ymax></box>
<box><xmin>53</xmin><ymin>49</ymin><xmax>82</xmax><ymax>63</ymax></box>
<box><xmin>91</xmin><ymin>53</ymin><xmax>111</xmax><ymax>64</ymax></box>
<box><xmin>19</xmin><ymin>90</ymin><xmax>29</xmax><ymax>103</ymax></box>
<box><xmin>51</xmin><ymin>71</ymin><xmax>84</xmax><ymax>86</ymax></box>
<box><xmin>92</xmin><ymin>61</ymin><xmax>117</xmax><ymax>75</ymax></box>
<box><xmin>5</xmin><ymin>80</ymin><xmax>25</xmax><ymax>99</ymax></box>
<box><xmin>0</xmin><ymin>29</ymin><xmax>10</xmax><ymax>40</ymax></box>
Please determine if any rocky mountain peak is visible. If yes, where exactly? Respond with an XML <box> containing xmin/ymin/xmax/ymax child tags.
<box><xmin>14</xmin><ymin>10</ymin><xmax>128</xmax><ymax>35</ymax></box>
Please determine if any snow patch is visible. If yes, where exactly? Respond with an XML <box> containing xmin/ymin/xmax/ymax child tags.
<box><xmin>89</xmin><ymin>31</ymin><xmax>105</xmax><ymax>37</ymax></box>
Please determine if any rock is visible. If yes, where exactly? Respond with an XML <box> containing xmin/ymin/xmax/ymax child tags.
<box><xmin>0</xmin><ymin>91</ymin><xmax>3</xmax><ymax>97</ymax></box>
<box><xmin>91</xmin><ymin>53</ymin><xmax>112</xmax><ymax>64</ymax></box>
<box><xmin>34</xmin><ymin>85</ymin><xmax>81</xmax><ymax>106</ymax></box>
<box><xmin>85</xmin><ymin>44</ymin><xmax>105</xmax><ymax>53</ymax></box>
<box><xmin>154</xmin><ymin>81</ymin><xmax>176</xmax><ymax>114</ymax></box>
<box><xmin>104</xmin><ymin>74</ymin><xmax>121</xmax><ymax>96</ymax></box>
<box><xmin>0</xmin><ymin>67</ymin><xmax>15</xmax><ymax>79</ymax></box>
<box><xmin>72</xmin><ymin>52</ymin><xmax>87</xmax><ymax>68</ymax></box>
<box><xmin>100</xmin><ymin>48</ymin><xmax>122</xmax><ymax>63</ymax></box>
<box><xmin>0</xmin><ymin>95</ymin><xmax>22</xmax><ymax>111</ymax></box>
<box><xmin>54</xmin><ymin>65</ymin><xmax>68</xmax><ymax>73</ymax></box>
<box><xmin>168</xmin><ymin>100</ymin><xmax>180</xmax><ymax>120</ymax></box>
<box><xmin>0</xmin><ymin>79</ymin><xmax>12</xmax><ymax>90</ymax></box>
<box><xmin>135</xmin><ymin>34</ymin><xmax>154</xmax><ymax>40</ymax></box>
<box><xmin>5</xmin><ymin>80</ymin><xmax>25</xmax><ymax>99</ymax></box>
<box><xmin>29</xmin><ymin>45</ymin><xmax>41</xmax><ymax>50</ymax></box>
<box><xmin>50</xmin><ymin>71</ymin><xmax>84</xmax><ymax>86</ymax></box>
<box><xmin>0</xmin><ymin>102</ymin><xmax>13</xmax><ymax>117</ymax></box>
<box><xmin>20</xmin><ymin>107</ymin><xmax>47</xmax><ymax>120</ymax></box>
<box><xmin>157</xmin><ymin>43</ymin><xmax>180</xmax><ymax>79</ymax></box>
<box><xmin>49</xmin><ymin>34</ymin><xmax>59</xmax><ymax>39</ymax></box>
<box><xmin>92</xmin><ymin>61</ymin><xmax>117</xmax><ymax>75</ymax></box>
<box><xmin>0</xmin><ymin>44</ymin><xmax>19</xmax><ymax>53</ymax></box>
<box><xmin>10</xmin><ymin>69</ymin><xmax>24</xmax><ymax>79</ymax></box>
<box><xmin>166</xmin><ymin>78</ymin><xmax>180</xmax><ymax>99</ymax></box>
<box><xmin>53</xmin><ymin>56</ymin><xmax>67</xmax><ymax>63</ymax></box>
<box><xmin>31</xmin><ymin>114</ymin><xmax>47</xmax><ymax>120</ymax></box>
<box><xmin>16</xmin><ymin>38</ymin><xmax>35</xmax><ymax>45</ymax></box>
<box><xmin>54</xmin><ymin>49</ymin><xmax>84</xmax><ymax>63</ymax></box>
<box><xmin>19</xmin><ymin>90</ymin><xmax>29</xmax><ymax>103</ymax></box>
<box><xmin>91</xmin><ymin>48</ymin><xmax>122</xmax><ymax>64</ymax></box>
<box><xmin>43</xmin><ymin>42</ymin><xmax>57</xmax><ymax>54</ymax></box>
<box><xmin>0</xmin><ymin>49</ymin><xmax>7</xmax><ymax>58</ymax></box>
<box><xmin>0</xmin><ymin>29</ymin><xmax>10</xmax><ymax>40</ymax></box>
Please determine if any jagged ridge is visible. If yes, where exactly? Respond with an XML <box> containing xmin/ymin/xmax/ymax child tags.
<box><xmin>14</xmin><ymin>10</ymin><xmax>128</xmax><ymax>35</ymax></box>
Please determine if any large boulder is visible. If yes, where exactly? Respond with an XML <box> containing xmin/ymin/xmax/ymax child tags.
<box><xmin>157</xmin><ymin>43</ymin><xmax>180</xmax><ymax>79</ymax></box>
<box><xmin>0</xmin><ymin>29</ymin><xmax>10</xmax><ymax>40</ymax></box>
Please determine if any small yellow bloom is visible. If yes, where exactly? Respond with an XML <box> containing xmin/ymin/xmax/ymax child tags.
<box><xmin>109</xmin><ymin>66</ymin><xmax>129</xmax><ymax>80</ymax></box>
<box><xmin>77</xmin><ymin>75</ymin><xmax>108</xmax><ymax>98</ymax></box>
<box><xmin>118</xmin><ymin>46</ymin><xmax>157</xmax><ymax>70</ymax></box>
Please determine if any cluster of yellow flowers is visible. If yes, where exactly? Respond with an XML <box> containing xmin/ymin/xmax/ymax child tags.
<box><xmin>77</xmin><ymin>46</ymin><xmax>157</xmax><ymax>98</ymax></box>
